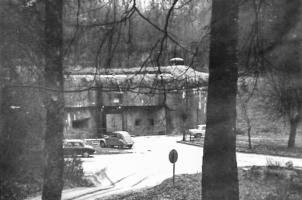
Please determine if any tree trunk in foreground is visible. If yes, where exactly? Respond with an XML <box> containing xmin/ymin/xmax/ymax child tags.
<box><xmin>42</xmin><ymin>0</ymin><xmax>64</xmax><ymax>199</ymax></box>
<box><xmin>202</xmin><ymin>0</ymin><xmax>239</xmax><ymax>200</ymax></box>
<box><xmin>288</xmin><ymin>119</ymin><xmax>298</xmax><ymax>148</ymax></box>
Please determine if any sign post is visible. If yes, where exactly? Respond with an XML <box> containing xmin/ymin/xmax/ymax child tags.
<box><xmin>169</xmin><ymin>149</ymin><xmax>178</xmax><ymax>186</ymax></box>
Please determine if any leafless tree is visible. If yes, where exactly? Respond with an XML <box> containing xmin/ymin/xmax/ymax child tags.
<box><xmin>260</xmin><ymin>44</ymin><xmax>302</xmax><ymax>148</ymax></box>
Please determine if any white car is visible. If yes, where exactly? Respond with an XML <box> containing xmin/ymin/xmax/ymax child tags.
<box><xmin>188</xmin><ymin>124</ymin><xmax>206</xmax><ymax>138</ymax></box>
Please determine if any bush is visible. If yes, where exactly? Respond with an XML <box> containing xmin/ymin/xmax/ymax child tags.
<box><xmin>64</xmin><ymin>157</ymin><xmax>92</xmax><ymax>187</ymax></box>
<box><xmin>266</xmin><ymin>158</ymin><xmax>282</xmax><ymax>169</ymax></box>
<box><xmin>0</xmin><ymin>156</ymin><xmax>92</xmax><ymax>200</ymax></box>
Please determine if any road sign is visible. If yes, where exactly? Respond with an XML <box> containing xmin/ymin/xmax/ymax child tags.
<box><xmin>169</xmin><ymin>149</ymin><xmax>178</xmax><ymax>186</ymax></box>
<box><xmin>169</xmin><ymin>149</ymin><xmax>178</xmax><ymax>163</ymax></box>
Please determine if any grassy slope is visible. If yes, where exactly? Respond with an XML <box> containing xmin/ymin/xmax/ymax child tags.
<box><xmin>237</xmin><ymin>77</ymin><xmax>302</xmax><ymax>157</ymax></box>
<box><xmin>102</xmin><ymin>168</ymin><xmax>302</xmax><ymax>200</ymax></box>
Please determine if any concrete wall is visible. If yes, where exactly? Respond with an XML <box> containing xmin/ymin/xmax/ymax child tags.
<box><xmin>64</xmin><ymin>89</ymin><xmax>96</xmax><ymax>107</ymax></box>
<box><xmin>100</xmin><ymin>89</ymin><xmax>162</xmax><ymax>107</ymax></box>
<box><xmin>166</xmin><ymin>88</ymin><xmax>207</xmax><ymax>134</ymax></box>
<box><xmin>64</xmin><ymin>107</ymin><xmax>97</xmax><ymax>139</ymax></box>
<box><xmin>63</xmin><ymin>87</ymin><xmax>207</xmax><ymax>138</ymax></box>
<box><xmin>123</xmin><ymin>107</ymin><xmax>166</xmax><ymax>136</ymax></box>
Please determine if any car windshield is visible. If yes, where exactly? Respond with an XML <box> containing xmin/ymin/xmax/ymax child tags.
<box><xmin>198</xmin><ymin>125</ymin><xmax>206</xmax><ymax>130</ymax></box>
<box><xmin>73</xmin><ymin>142</ymin><xmax>84</xmax><ymax>147</ymax></box>
<box><xmin>115</xmin><ymin>132</ymin><xmax>133</xmax><ymax>143</ymax></box>
<box><xmin>122</xmin><ymin>134</ymin><xmax>132</xmax><ymax>141</ymax></box>
<box><xmin>64</xmin><ymin>142</ymin><xmax>73</xmax><ymax>147</ymax></box>
<box><xmin>64</xmin><ymin>140</ymin><xmax>86</xmax><ymax>147</ymax></box>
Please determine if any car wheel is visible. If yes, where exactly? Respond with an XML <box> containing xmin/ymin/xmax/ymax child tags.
<box><xmin>195</xmin><ymin>133</ymin><xmax>202</xmax><ymax>138</ymax></box>
<box><xmin>100</xmin><ymin>141</ymin><xmax>106</xmax><ymax>148</ymax></box>
<box><xmin>82</xmin><ymin>152</ymin><xmax>89</xmax><ymax>158</ymax></box>
<box><xmin>128</xmin><ymin>145</ymin><xmax>133</xmax><ymax>149</ymax></box>
<box><xmin>110</xmin><ymin>145</ymin><xmax>114</xmax><ymax>148</ymax></box>
<box><xmin>118</xmin><ymin>145</ymin><xmax>123</xmax><ymax>149</ymax></box>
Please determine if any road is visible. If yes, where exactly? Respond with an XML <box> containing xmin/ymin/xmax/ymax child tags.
<box><xmin>73</xmin><ymin>135</ymin><xmax>302</xmax><ymax>200</ymax></box>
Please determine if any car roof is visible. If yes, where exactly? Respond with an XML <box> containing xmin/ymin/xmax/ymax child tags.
<box><xmin>64</xmin><ymin>139</ymin><xmax>84</xmax><ymax>143</ymax></box>
<box><xmin>112</xmin><ymin>131</ymin><xmax>130</xmax><ymax>136</ymax></box>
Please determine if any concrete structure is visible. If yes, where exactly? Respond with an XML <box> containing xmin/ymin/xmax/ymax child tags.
<box><xmin>63</xmin><ymin>64</ymin><xmax>208</xmax><ymax>138</ymax></box>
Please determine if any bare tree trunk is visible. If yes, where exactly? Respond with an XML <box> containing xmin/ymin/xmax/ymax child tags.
<box><xmin>288</xmin><ymin>119</ymin><xmax>298</xmax><ymax>148</ymax></box>
<box><xmin>182</xmin><ymin>124</ymin><xmax>186</xmax><ymax>141</ymax></box>
<box><xmin>247</xmin><ymin>125</ymin><xmax>252</xmax><ymax>149</ymax></box>
<box><xmin>42</xmin><ymin>0</ymin><xmax>64</xmax><ymax>199</ymax></box>
<box><xmin>239</xmin><ymin>95</ymin><xmax>252</xmax><ymax>149</ymax></box>
<box><xmin>202</xmin><ymin>0</ymin><xmax>239</xmax><ymax>200</ymax></box>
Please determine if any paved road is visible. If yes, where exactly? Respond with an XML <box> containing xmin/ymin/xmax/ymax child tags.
<box><xmin>75</xmin><ymin>135</ymin><xmax>302</xmax><ymax>200</ymax></box>
<box><xmin>28</xmin><ymin>135</ymin><xmax>302</xmax><ymax>200</ymax></box>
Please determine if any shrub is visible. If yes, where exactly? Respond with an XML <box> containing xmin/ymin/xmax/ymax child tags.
<box><xmin>0</xmin><ymin>156</ymin><xmax>92</xmax><ymax>199</ymax></box>
<box><xmin>63</xmin><ymin>156</ymin><xmax>92</xmax><ymax>187</ymax></box>
<box><xmin>266</xmin><ymin>158</ymin><xmax>282</xmax><ymax>169</ymax></box>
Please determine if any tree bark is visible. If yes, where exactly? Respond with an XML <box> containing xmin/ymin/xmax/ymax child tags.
<box><xmin>202</xmin><ymin>0</ymin><xmax>239</xmax><ymax>200</ymax></box>
<box><xmin>288</xmin><ymin>119</ymin><xmax>298</xmax><ymax>148</ymax></box>
<box><xmin>240</xmin><ymin>96</ymin><xmax>252</xmax><ymax>149</ymax></box>
<box><xmin>42</xmin><ymin>1</ymin><xmax>64</xmax><ymax>200</ymax></box>
<box><xmin>247</xmin><ymin>126</ymin><xmax>252</xmax><ymax>149</ymax></box>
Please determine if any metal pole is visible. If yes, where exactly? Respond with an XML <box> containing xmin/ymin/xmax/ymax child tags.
<box><xmin>173</xmin><ymin>163</ymin><xmax>175</xmax><ymax>186</ymax></box>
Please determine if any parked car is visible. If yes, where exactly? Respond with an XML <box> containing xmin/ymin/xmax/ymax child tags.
<box><xmin>188</xmin><ymin>124</ymin><xmax>206</xmax><ymax>138</ymax></box>
<box><xmin>100</xmin><ymin>131</ymin><xmax>134</xmax><ymax>149</ymax></box>
<box><xmin>63</xmin><ymin>139</ymin><xmax>95</xmax><ymax>158</ymax></box>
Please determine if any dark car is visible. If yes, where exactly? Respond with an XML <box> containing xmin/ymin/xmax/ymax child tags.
<box><xmin>63</xmin><ymin>139</ymin><xmax>95</xmax><ymax>158</ymax></box>
<box><xmin>100</xmin><ymin>131</ymin><xmax>134</xmax><ymax>149</ymax></box>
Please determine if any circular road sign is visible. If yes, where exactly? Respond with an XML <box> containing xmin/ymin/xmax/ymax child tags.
<box><xmin>169</xmin><ymin>149</ymin><xmax>178</xmax><ymax>163</ymax></box>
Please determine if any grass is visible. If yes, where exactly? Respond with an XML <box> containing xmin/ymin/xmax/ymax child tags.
<box><xmin>236</xmin><ymin>134</ymin><xmax>302</xmax><ymax>158</ymax></box>
<box><xmin>181</xmin><ymin>132</ymin><xmax>302</xmax><ymax>158</ymax></box>
<box><xmin>101</xmin><ymin>167</ymin><xmax>302</xmax><ymax>200</ymax></box>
